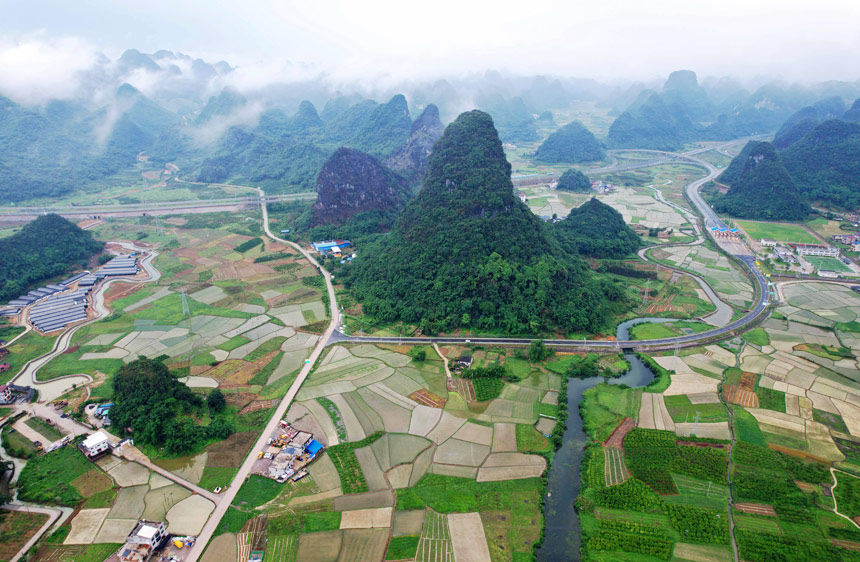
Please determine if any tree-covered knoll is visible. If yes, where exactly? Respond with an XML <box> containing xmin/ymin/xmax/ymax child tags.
<box><xmin>0</xmin><ymin>214</ymin><xmax>104</xmax><ymax>304</ymax></box>
<box><xmin>533</xmin><ymin>121</ymin><xmax>605</xmax><ymax>163</ymax></box>
<box><xmin>772</xmin><ymin>96</ymin><xmax>846</xmax><ymax>149</ymax></box>
<box><xmin>556</xmin><ymin>168</ymin><xmax>592</xmax><ymax>192</ymax></box>
<box><xmin>780</xmin><ymin>119</ymin><xmax>860</xmax><ymax>209</ymax></box>
<box><xmin>109</xmin><ymin>357</ymin><xmax>232</xmax><ymax>454</ymax></box>
<box><xmin>554</xmin><ymin>198</ymin><xmax>641</xmax><ymax>258</ymax></box>
<box><xmin>713</xmin><ymin>141</ymin><xmax>809</xmax><ymax>220</ymax></box>
<box><xmin>344</xmin><ymin>110</ymin><xmax>623</xmax><ymax>335</ymax></box>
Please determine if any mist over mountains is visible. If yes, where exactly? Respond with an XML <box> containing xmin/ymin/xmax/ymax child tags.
<box><xmin>3</xmin><ymin>47</ymin><xmax>860</xmax><ymax>204</ymax></box>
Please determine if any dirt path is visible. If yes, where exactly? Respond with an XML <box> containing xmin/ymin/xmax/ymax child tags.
<box><xmin>433</xmin><ymin>343</ymin><xmax>452</xmax><ymax>378</ymax></box>
<box><xmin>830</xmin><ymin>468</ymin><xmax>860</xmax><ymax>530</ymax></box>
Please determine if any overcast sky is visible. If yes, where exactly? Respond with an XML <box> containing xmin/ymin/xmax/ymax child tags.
<box><xmin>2</xmin><ymin>0</ymin><xmax>860</xmax><ymax>84</ymax></box>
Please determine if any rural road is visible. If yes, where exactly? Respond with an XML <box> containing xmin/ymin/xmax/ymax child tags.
<box><xmin>2</xmin><ymin>504</ymin><xmax>64</xmax><ymax>562</ymax></box>
<box><xmin>183</xmin><ymin>188</ymin><xmax>341</xmax><ymax>562</ymax></box>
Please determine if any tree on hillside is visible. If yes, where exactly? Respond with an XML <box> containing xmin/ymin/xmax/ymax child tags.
<box><xmin>556</xmin><ymin>168</ymin><xmax>592</xmax><ymax>192</ymax></box>
<box><xmin>555</xmin><ymin>198</ymin><xmax>641</xmax><ymax>258</ymax></box>
<box><xmin>110</xmin><ymin>358</ymin><xmax>232</xmax><ymax>454</ymax></box>
<box><xmin>207</xmin><ymin>388</ymin><xmax>226</xmax><ymax>413</ymax></box>
<box><xmin>0</xmin><ymin>214</ymin><xmax>104</xmax><ymax>303</ymax></box>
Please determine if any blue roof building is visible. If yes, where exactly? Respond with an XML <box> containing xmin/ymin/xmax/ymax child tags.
<box><xmin>312</xmin><ymin>240</ymin><xmax>351</xmax><ymax>253</ymax></box>
<box><xmin>306</xmin><ymin>439</ymin><xmax>324</xmax><ymax>458</ymax></box>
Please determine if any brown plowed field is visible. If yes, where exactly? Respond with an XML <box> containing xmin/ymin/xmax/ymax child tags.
<box><xmin>454</xmin><ymin>379</ymin><xmax>475</xmax><ymax>401</ymax></box>
<box><xmin>409</xmin><ymin>389</ymin><xmax>446</xmax><ymax>409</ymax></box>
<box><xmin>724</xmin><ymin>385</ymin><xmax>759</xmax><ymax>408</ymax></box>
<box><xmin>604</xmin><ymin>417</ymin><xmax>635</xmax><ymax>448</ymax></box>
<box><xmin>735</xmin><ymin>503</ymin><xmax>777</xmax><ymax>516</ymax></box>
<box><xmin>832</xmin><ymin>540</ymin><xmax>860</xmax><ymax>552</ymax></box>
<box><xmin>239</xmin><ymin>399</ymin><xmax>279</xmax><ymax>414</ymax></box>
<box><xmin>740</xmin><ymin>372</ymin><xmax>757</xmax><ymax>390</ymax></box>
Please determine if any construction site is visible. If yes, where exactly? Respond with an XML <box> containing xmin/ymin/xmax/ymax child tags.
<box><xmin>251</xmin><ymin>419</ymin><xmax>324</xmax><ymax>483</ymax></box>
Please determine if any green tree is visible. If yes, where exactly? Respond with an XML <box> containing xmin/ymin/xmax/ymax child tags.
<box><xmin>529</xmin><ymin>339</ymin><xmax>553</xmax><ymax>362</ymax></box>
<box><xmin>207</xmin><ymin>388</ymin><xmax>226</xmax><ymax>413</ymax></box>
<box><xmin>412</xmin><ymin>349</ymin><xmax>426</xmax><ymax>362</ymax></box>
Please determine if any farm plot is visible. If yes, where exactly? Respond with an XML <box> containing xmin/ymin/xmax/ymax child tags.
<box><xmin>296</xmin><ymin>530</ymin><xmax>343</xmax><ymax>562</ymax></box>
<box><xmin>267</xmin><ymin>535</ymin><xmax>297</xmax><ymax>562</ymax></box>
<box><xmin>651</xmin><ymin>244</ymin><xmax>753</xmax><ymax>308</ymax></box>
<box><xmin>603</xmin><ymin>447</ymin><xmax>629</xmax><ymax>486</ymax></box>
<box><xmin>337</xmin><ymin>528</ymin><xmax>389</xmax><ymax>562</ymax></box>
<box><xmin>672</xmin><ymin>542</ymin><xmax>733</xmax><ymax>562</ymax></box>
<box><xmin>416</xmin><ymin>511</ymin><xmax>454</xmax><ymax>562</ymax></box>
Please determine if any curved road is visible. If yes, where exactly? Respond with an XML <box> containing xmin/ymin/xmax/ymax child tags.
<box><xmin>11</xmin><ymin>242</ymin><xmax>161</xmax><ymax>401</ymax></box>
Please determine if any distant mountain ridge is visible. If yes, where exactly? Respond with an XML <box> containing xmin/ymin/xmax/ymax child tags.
<box><xmin>385</xmin><ymin>104</ymin><xmax>444</xmax><ymax>186</ymax></box>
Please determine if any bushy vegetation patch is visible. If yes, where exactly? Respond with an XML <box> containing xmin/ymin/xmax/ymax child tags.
<box><xmin>234</xmin><ymin>237</ymin><xmax>263</xmax><ymax>253</ymax></box>
<box><xmin>17</xmin><ymin>445</ymin><xmax>92</xmax><ymax>506</ymax></box>
<box><xmin>110</xmin><ymin>357</ymin><xmax>233</xmax><ymax>454</ymax></box>
<box><xmin>327</xmin><ymin>431</ymin><xmax>383</xmax><ymax>494</ymax></box>
<box><xmin>623</xmin><ymin>429</ymin><xmax>728</xmax><ymax>494</ymax></box>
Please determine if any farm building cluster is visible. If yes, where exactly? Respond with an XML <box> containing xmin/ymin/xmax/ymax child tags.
<box><xmin>0</xmin><ymin>253</ymin><xmax>143</xmax><ymax>333</ymax></box>
<box><xmin>253</xmin><ymin>419</ymin><xmax>324</xmax><ymax>482</ymax></box>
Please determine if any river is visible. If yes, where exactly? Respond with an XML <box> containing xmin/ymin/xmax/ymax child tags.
<box><xmin>536</xmin><ymin>317</ymin><xmax>671</xmax><ymax>561</ymax></box>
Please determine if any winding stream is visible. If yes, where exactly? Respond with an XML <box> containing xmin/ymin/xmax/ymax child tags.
<box><xmin>536</xmin><ymin>317</ymin><xmax>671</xmax><ymax>561</ymax></box>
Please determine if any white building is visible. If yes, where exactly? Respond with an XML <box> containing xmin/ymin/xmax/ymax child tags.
<box><xmin>118</xmin><ymin>520</ymin><xmax>168</xmax><ymax>562</ymax></box>
<box><xmin>80</xmin><ymin>430</ymin><xmax>111</xmax><ymax>458</ymax></box>
<box><xmin>761</xmin><ymin>238</ymin><xmax>777</xmax><ymax>247</ymax></box>
<box><xmin>773</xmin><ymin>246</ymin><xmax>798</xmax><ymax>264</ymax></box>
<box><xmin>819</xmin><ymin>270</ymin><xmax>841</xmax><ymax>278</ymax></box>
<box><xmin>792</xmin><ymin>244</ymin><xmax>840</xmax><ymax>258</ymax></box>
<box><xmin>0</xmin><ymin>384</ymin><xmax>11</xmax><ymax>404</ymax></box>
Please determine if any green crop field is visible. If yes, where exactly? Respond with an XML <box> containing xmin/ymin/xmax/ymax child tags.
<box><xmin>735</xmin><ymin>220</ymin><xmax>818</xmax><ymax>244</ymax></box>
<box><xmin>805</xmin><ymin>256</ymin><xmax>852</xmax><ymax>273</ymax></box>
<box><xmin>24</xmin><ymin>417</ymin><xmax>65</xmax><ymax>442</ymax></box>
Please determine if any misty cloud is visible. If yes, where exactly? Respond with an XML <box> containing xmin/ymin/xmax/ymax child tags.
<box><xmin>0</xmin><ymin>34</ymin><xmax>98</xmax><ymax>104</ymax></box>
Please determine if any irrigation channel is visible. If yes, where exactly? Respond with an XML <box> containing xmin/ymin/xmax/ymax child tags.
<box><xmin>536</xmin><ymin>317</ymin><xmax>673</xmax><ymax>561</ymax></box>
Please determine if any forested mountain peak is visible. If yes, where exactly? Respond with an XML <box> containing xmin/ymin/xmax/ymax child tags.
<box><xmin>844</xmin><ymin>98</ymin><xmax>860</xmax><ymax>122</ymax></box>
<box><xmin>311</xmin><ymin>147</ymin><xmax>409</xmax><ymax>226</ymax></box>
<box><xmin>556</xmin><ymin>168</ymin><xmax>591</xmax><ymax>192</ymax></box>
<box><xmin>395</xmin><ymin>110</ymin><xmax>536</xmax><ymax>244</ymax></box>
<box><xmin>663</xmin><ymin>70</ymin><xmax>699</xmax><ymax>92</ymax></box>
<box><xmin>780</xmin><ymin>119</ymin><xmax>860</xmax><ymax>208</ymax></box>
<box><xmin>0</xmin><ymin>214</ymin><xmax>104</xmax><ymax>303</ymax></box>
<box><xmin>293</xmin><ymin>100</ymin><xmax>324</xmax><ymax>129</ymax></box>
<box><xmin>345</xmin><ymin>110</ymin><xmax>618</xmax><ymax>334</ymax></box>
<box><xmin>714</xmin><ymin>141</ymin><xmax>809</xmax><ymax>220</ymax></box>
<box><xmin>533</xmin><ymin>121</ymin><xmax>604</xmax><ymax>163</ymax></box>
<box><xmin>195</xmin><ymin>88</ymin><xmax>247</xmax><ymax>125</ymax></box>
<box><xmin>555</xmin><ymin>198</ymin><xmax>641</xmax><ymax>258</ymax></box>
<box><xmin>772</xmin><ymin>96</ymin><xmax>846</xmax><ymax>149</ymax></box>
